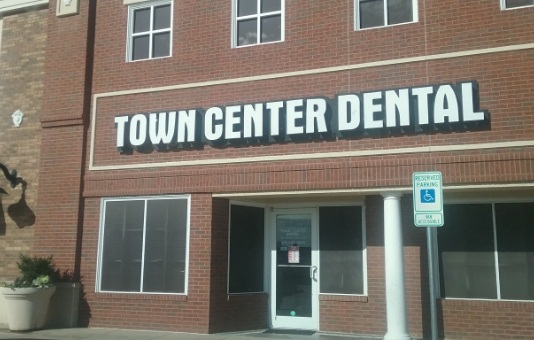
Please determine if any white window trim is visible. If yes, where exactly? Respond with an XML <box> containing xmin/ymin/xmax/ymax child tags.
<box><xmin>96</xmin><ymin>195</ymin><xmax>191</xmax><ymax>295</ymax></box>
<box><xmin>231</xmin><ymin>0</ymin><xmax>285</xmax><ymax>48</ymax></box>
<box><xmin>354</xmin><ymin>0</ymin><xmax>418</xmax><ymax>31</ymax></box>
<box><xmin>500</xmin><ymin>0</ymin><xmax>534</xmax><ymax>10</ymax></box>
<box><xmin>126</xmin><ymin>0</ymin><xmax>173</xmax><ymax>62</ymax></box>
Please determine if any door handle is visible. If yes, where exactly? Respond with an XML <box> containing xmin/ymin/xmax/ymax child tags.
<box><xmin>310</xmin><ymin>266</ymin><xmax>318</xmax><ymax>282</ymax></box>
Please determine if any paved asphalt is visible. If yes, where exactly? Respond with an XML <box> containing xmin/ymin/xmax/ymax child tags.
<box><xmin>0</xmin><ymin>326</ymin><xmax>382</xmax><ymax>340</ymax></box>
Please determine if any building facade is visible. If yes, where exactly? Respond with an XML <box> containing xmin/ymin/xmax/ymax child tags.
<box><xmin>1</xmin><ymin>1</ymin><xmax>534</xmax><ymax>339</ymax></box>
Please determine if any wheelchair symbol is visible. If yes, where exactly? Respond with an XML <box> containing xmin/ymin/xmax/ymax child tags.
<box><xmin>420</xmin><ymin>189</ymin><xmax>436</xmax><ymax>203</ymax></box>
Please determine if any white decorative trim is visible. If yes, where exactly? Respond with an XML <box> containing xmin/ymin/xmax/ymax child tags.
<box><xmin>0</xmin><ymin>0</ymin><xmax>48</xmax><ymax>15</ymax></box>
<box><xmin>212</xmin><ymin>183</ymin><xmax>534</xmax><ymax>199</ymax></box>
<box><xmin>11</xmin><ymin>110</ymin><xmax>24</xmax><ymax>127</ymax></box>
<box><xmin>123</xmin><ymin>0</ymin><xmax>152</xmax><ymax>5</ymax></box>
<box><xmin>89</xmin><ymin>42</ymin><xmax>534</xmax><ymax>171</ymax></box>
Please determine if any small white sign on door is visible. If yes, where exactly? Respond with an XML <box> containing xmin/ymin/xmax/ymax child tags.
<box><xmin>288</xmin><ymin>246</ymin><xmax>300</xmax><ymax>264</ymax></box>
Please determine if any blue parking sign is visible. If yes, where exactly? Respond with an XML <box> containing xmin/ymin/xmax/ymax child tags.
<box><xmin>420</xmin><ymin>189</ymin><xmax>436</xmax><ymax>203</ymax></box>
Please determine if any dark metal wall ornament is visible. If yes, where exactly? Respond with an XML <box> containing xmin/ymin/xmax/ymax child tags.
<box><xmin>0</xmin><ymin>162</ymin><xmax>35</xmax><ymax>230</ymax></box>
<box><xmin>0</xmin><ymin>162</ymin><xmax>22</xmax><ymax>235</ymax></box>
<box><xmin>0</xmin><ymin>162</ymin><xmax>22</xmax><ymax>190</ymax></box>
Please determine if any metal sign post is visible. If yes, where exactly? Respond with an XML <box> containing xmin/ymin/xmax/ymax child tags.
<box><xmin>413</xmin><ymin>171</ymin><xmax>444</xmax><ymax>340</ymax></box>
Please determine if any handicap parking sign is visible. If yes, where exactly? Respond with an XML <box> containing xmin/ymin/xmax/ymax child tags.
<box><xmin>421</xmin><ymin>189</ymin><xmax>436</xmax><ymax>203</ymax></box>
<box><xmin>413</xmin><ymin>172</ymin><xmax>444</xmax><ymax>227</ymax></box>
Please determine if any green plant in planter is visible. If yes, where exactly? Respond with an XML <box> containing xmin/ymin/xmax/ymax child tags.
<box><xmin>0</xmin><ymin>254</ymin><xmax>59</xmax><ymax>331</ymax></box>
<box><xmin>1</xmin><ymin>254</ymin><xmax>56</xmax><ymax>289</ymax></box>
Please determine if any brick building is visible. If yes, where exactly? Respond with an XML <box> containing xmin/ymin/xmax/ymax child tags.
<box><xmin>1</xmin><ymin>1</ymin><xmax>534</xmax><ymax>339</ymax></box>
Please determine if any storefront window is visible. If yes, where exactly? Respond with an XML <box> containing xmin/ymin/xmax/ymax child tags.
<box><xmin>319</xmin><ymin>206</ymin><xmax>365</xmax><ymax>295</ymax></box>
<box><xmin>228</xmin><ymin>204</ymin><xmax>265</xmax><ymax>293</ymax></box>
<box><xmin>495</xmin><ymin>203</ymin><xmax>534</xmax><ymax>300</ymax></box>
<box><xmin>98</xmin><ymin>196</ymin><xmax>189</xmax><ymax>294</ymax></box>
<box><xmin>438</xmin><ymin>202</ymin><xmax>534</xmax><ymax>301</ymax></box>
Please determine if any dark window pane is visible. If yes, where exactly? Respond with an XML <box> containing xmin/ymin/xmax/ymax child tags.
<box><xmin>261</xmin><ymin>0</ymin><xmax>281</xmax><ymax>13</ymax></box>
<box><xmin>276</xmin><ymin>267</ymin><xmax>311</xmax><ymax>317</ymax></box>
<box><xmin>260</xmin><ymin>15</ymin><xmax>281</xmax><ymax>43</ymax></box>
<box><xmin>388</xmin><ymin>0</ymin><xmax>413</xmax><ymax>25</ymax></box>
<box><xmin>360</xmin><ymin>0</ymin><xmax>384</xmax><ymax>29</ymax></box>
<box><xmin>506</xmin><ymin>0</ymin><xmax>534</xmax><ymax>8</ymax></box>
<box><xmin>238</xmin><ymin>0</ymin><xmax>257</xmax><ymax>16</ymax></box>
<box><xmin>261</xmin><ymin>16</ymin><xmax>282</xmax><ymax>42</ymax></box>
<box><xmin>319</xmin><ymin>207</ymin><xmax>364</xmax><ymax>295</ymax></box>
<box><xmin>133</xmin><ymin>8</ymin><xmax>151</xmax><ymax>33</ymax></box>
<box><xmin>153</xmin><ymin>32</ymin><xmax>170</xmax><ymax>58</ymax></box>
<box><xmin>495</xmin><ymin>203</ymin><xmax>534</xmax><ymax>300</ymax></box>
<box><xmin>438</xmin><ymin>204</ymin><xmax>497</xmax><ymax>299</ymax></box>
<box><xmin>154</xmin><ymin>4</ymin><xmax>171</xmax><ymax>30</ymax></box>
<box><xmin>132</xmin><ymin>35</ymin><xmax>150</xmax><ymax>60</ymax></box>
<box><xmin>101</xmin><ymin>200</ymin><xmax>144</xmax><ymax>292</ymax></box>
<box><xmin>237</xmin><ymin>19</ymin><xmax>257</xmax><ymax>46</ymax></box>
<box><xmin>229</xmin><ymin>205</ymin><xmax>265</xmax><ymax>293</ymax></box>
<box><xmin>143</xmin><ymin>199</ymin><xmax>187</xmax><ymax>293</ymax></box>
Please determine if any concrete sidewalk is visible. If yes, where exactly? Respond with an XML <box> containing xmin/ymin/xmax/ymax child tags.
<box><xmin>0</xmin><ymin>327</ymin><xmax>381</xmax><ymax>340</ymax></box>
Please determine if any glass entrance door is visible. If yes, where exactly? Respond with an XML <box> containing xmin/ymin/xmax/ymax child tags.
<box><xmin>271</xmin><ymin>209</ymin><xmax>318</xmax><ymax>330</ymax></box>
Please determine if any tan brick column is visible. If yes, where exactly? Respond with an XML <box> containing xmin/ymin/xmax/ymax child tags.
<box><xmin>34</xmin><ymin>0</ymin><xmax>95</xmax><ymax>275</ymax></box>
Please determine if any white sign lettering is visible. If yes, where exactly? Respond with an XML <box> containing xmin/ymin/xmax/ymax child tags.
<box><xmin>114</xmin><ymin>81</ymin><xmax>489</xmax><ymax>152</ymax></box>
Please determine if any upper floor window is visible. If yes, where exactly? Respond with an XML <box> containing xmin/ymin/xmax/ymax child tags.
<box><xmin>355</xmin><ymin>0</ymin><xmax>417</xmax><ymax>30</ymax></box>
<box><xmin>502</xmin><ymin>0</ymin><xmax>534</xmax><ymax>9</ymax></box>
<box><xmin>127</xmin><ymin>0</ymin><xmax>172</xmax><ymax>62</ymax></box>
<box><xmin>233</xmin><ymin>0</ymin><xmax>284</xmax><ymax>47</ymax></box>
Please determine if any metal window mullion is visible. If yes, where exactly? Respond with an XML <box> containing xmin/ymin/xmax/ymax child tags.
<box><xmin>148</xmin><ymin>6</ymin><xmax>155</xmax><ymax>58</ymax></box>
<box><xmin>256</xmin><ymin>0</ymin><xmax>261</xmax><ymax>44</ymax></box>
<box><xmin>492</xmin><ymin>203</ymin><xmax>502</xmax><ymax>300</ymax></box>
<box><xmin>140</xmin><ymin>200</ymin><xmax>148</xmax><ymax>292</ymax></box>
<box><xmin>384</xmin><ymin>0</ymin><xmax>388</xmax><ymax>26</ymax></box>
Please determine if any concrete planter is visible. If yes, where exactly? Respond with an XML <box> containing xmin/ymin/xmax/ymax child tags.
<box><xmin>0</xmin><ymin>286</ymin><xmax>56</xmax><ymax>331</ymax></box>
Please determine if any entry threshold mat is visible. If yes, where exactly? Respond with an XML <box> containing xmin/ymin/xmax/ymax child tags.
<box><xmin>242</xmin><ymin>329</ymin><xmax>382</xmax><ymax>339</ymax></box>
<box><xmin>264</xmin><ymin>329</ymin><xmax>316</xmax><ymax>336</ymax></box>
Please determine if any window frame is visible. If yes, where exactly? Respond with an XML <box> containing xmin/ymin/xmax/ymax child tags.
<box><xmin>501</xmin><ymin>0</ymin><xmax>534</xmax><ymax>10</ymax></box>
<box><xmin>126</xmin><ymin>0</ymin><xmax>173</xmax><ymax>62</ymax></box>
<box><xmin>96</xmin><ymin>195</ymin><xmax>191</xmax><ymax>295</ymax></box>
<box><xmin>354</xmin><ymin>0</ymin><xmax>418</xmax><ymax>31</ymax></box>
<box><xmin>231</xmin><ymin>0</ymin><xmax>285</xmax><ymax>48</ymax></box>
<box><xmin>437</xmin><ymin>200</ymin><xmax>534</xmax><ymax>302</ymax></box>
<box><xmin>227</xmin><ymin>202</ymin><xmax>268</xmax><ymax>295</ymax></box>
<box><xmin>318</xmin><ymin>204</ymin><xmax>368</xmax><ymax>297</ymax></box>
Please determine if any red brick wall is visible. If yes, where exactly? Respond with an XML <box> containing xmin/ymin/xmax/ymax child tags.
<box><xmin>0</xmin><ymin>8</ymin><xmax>47</xmax><ymax>281</ymax></box>
<box><xmin>439</xmin><ymin>299</ymin><xmax>534</xmax><ymax>340</ymax></box>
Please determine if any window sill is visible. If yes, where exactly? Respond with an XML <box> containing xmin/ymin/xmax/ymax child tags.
<box><xmin>319</xmin><ymin>294</ymin><xmax>368</xmax><ymax>302</ymax></box>
<box><xmin>124</xmin><ymin>0</ymin><xmax>150</xmax><ymax>5</ymax></box>
<box><xmin>96</xmin><ymin>292</ymin><xmax>188</xmax><ymax>301</ymax></box>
